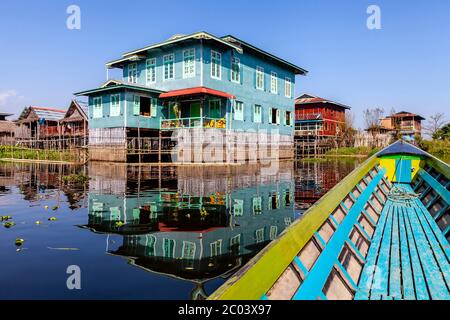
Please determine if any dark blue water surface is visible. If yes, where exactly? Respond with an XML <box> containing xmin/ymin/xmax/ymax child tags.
<box><xmin>0</xmin><ymin>160</ymin><xmax>360</xmax><ymax>299</ymax></box>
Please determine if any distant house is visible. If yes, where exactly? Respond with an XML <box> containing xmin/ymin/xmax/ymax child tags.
<box><xmin>60</xmin><ymin>100</ymin><xmax>89</xmax><ymax>146</ymax></box>
<box><xmin>16</xmin><ymin>106</ymin><xmax>65</xmax><ymax>141</ymax></box>
<box><xmin>295</xmin><ymin>94</ymin><xmax>350</xmax><ymax>138</ymax></box>
<box><xmin>379</xmin><ymin>111</ymin><xmax>425</xmax><ymax>141</ymax></box>
<box><xmin>0</xmin><ymin>112</ymin><xmax>15</xmax><ymax>144</ymax></box>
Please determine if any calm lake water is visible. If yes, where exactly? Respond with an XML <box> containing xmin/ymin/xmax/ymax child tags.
<box><xmin>0</xmin><ymin>159</ymin><xmax>362</xmax><ymax>300</ymax></box>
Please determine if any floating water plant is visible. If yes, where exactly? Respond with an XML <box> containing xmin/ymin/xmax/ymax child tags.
<box><xmin>35</xmin><ymin>221</ymin><xmax>42</xmax><ymax>225</ymax></box>
<box><xmin>15</xmin><ymin>238</ymin><xmax>25</xmax><ymax>246</ymax></box>
<box><xmin>1</xmin><ymin>215</ymin><xmax>12</xmax><ymax>221</ymax></box>
<box><xmin>4</xmin><ymin>221</ymin><xmax>16</xmax><ymax>228</ymax></box>
<box><xmin>48</xmin><ymin>217</ymin><xmax>57</xmax><ymax>221</ymax></box>
<box><xmin>52</xmin><ymin>206</ymin><xmax>59</xmax><ymax>211</ymax></box>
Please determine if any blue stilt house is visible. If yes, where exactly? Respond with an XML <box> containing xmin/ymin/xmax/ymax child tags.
<box><xmin>75</xmin><ymin>32</ymin><xmax>307</xmax><ymax>162</ymax></box>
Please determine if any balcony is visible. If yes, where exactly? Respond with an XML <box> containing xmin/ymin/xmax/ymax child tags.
<box><xmin>160</xmin><ymin>117</ymin><xmax>227</xmax><ymax>130</ymax></box>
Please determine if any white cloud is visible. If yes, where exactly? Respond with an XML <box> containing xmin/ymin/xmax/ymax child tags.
<box><xmin>0</xmin><ymin>90</ymin><xmax>25</xmax><ymax>118</ymax></box>
<box><xmin>0</xmin><ymin>90</ymin><xmax>18</xmax><ymax>106</ymax></box>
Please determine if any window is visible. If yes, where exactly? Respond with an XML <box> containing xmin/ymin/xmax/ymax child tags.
<box><xmin>231</xmin><ymin>57</ymin><xmax>240</xmax><ymax>83</ymax></box>
<box><xmin>163</xmin><ymin>54</ymin><xmax>174</xmax><ymax>80</ymax></box>
<box><xmin>270</xmin><ymin>226</ymin><xmax>278</xmax><ymax>240</ymax></box>
<box><xmin>210</xmin><ymin>240</ymin><xmax>222</xmax><ymax>257</ymax></box>
<box><xmin>135</xmin><ymin>96</ymin><xmax>157</xmax><ymax>117</ymax></box>
<box><xmin>252</xmin><ymin>197</ymin><xmax>262</xmax><ymax>215</ymax></box>
<box><xmin>128</xmin><ymin>63</ymin><xmax>137</xmax><ymax>83</ymax></box>
<box><xmin>211</xmin><ymin>50</ymin><xmax>221</xmax><ymax>79</ymax></box>
<box><xmin>233</xmin><ymin>199</ymin><xmax>244</xmax><ymax>216</ymax></box>
<box><xmin>146</xmin><ymin>58</ymin><xmax>156</xmax><ymax>84</ymax></box>
<box><xmin>209</xmin><ymin>99</ymin><xmax>221</xmax><ymax>118</ymax></box>
<box><xmin>269</xmin><ymin>107</ymin><xmax>280</xmax><ymax>124</ymax></box>
<box><xmin>285</xmin><ymin>77</ymin><xmax>292</xmax><ymax>98</ymax></box>
<box><xmin>234</xmin><ymin>101</ymin><xmax>244</xmax><ymax>121</ymax></box>
<box><xmin>253</xmin><ymin>105</ymin><xmax>262</xmax><ymax>123</ymax></box>
<box><xmin>270</xmin><ymin>72</ymin><xmax>278</xmax><ymax>94</ymax></box>
<box><xmin>133</xmin><ymin>95</ymin><xmax>140</xmax><ymax>116</ymax></box>
<box><xmin>268</xmin><ymin>193</ymin><xmax>279</xmax><ymax>210</ymax></box>
<box><xmin>146</xmin><ymin>235</ymin><xmax>156</xmax><ymax>256</ymax></box>
<box><xmin>182</xmin><ymin>241</ymin><xmax>196</xmax><ymax>260</ymax></box>
<box><xmin>163</xmin><ymin>238</ymin><xmax>175</xmax><ymax>258</ymax></box>
<box><xmin>183</xmin><ymin>48</ymin><xmax>195</xmax><ymax>78</ymax></box>
<box><xmin>255</xmin><ymin>228</ymin><xmax>265</xmax><ymax>243</ymax></box>
<box><xmin>285</xmin><ymin>111</ymin><xmax>292</xmax><ymax>126</ymax></box>
<box><xmin>230</xmin><ymin>235</ymin><xmax>241</xmax><ymax>254</ymax></box>
<box><xmin>110</xmin><ymin>94</ymin><xmax>120</xmax><ymax>117</ymax></box>
<box><xmin>256</xmin><ymin>66</ymin><xmax>264</xmax><ymax>90</ymax></box>
<box><xmin>93</xmin><ymin>97</ymin><xmax>102</xmax><ymax>118</ymax></box>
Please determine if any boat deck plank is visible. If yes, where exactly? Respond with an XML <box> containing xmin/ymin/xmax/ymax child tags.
<box><xmin>356</xmin><ymin>184</ymin><xmax>450</xmax><ymax>300</ymax></box>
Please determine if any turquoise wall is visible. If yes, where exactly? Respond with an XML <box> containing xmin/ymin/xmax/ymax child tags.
<box><xmin>88</xmin><ymin>38</ymin><xmax>297</xmax><ymax>136</ymax></box>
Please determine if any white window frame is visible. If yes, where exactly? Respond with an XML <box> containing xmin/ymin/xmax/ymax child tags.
<box><xmin>133</xmin><ymin>95</ymin><xmax>140</xmax><ymax>116</ymax></box>
<box><xmin>163</xmin><ymin>53</ymin><xmax>175</xmax><ymax>81</ymax></box>
<box><xmin>150</xmin><ymin>98</ymin><xmax>158</xmax><ymax>117</ymax></box>
<box><xmin>93</xmin><ymin>97</ymin><xmax>102</xmax><ymax>118</ymax></box>
<box><xmin>285</xmin><ymin>110</ymin><xmax>293</xmax><ymax>126</ymax></box>
<box><xmin>210</xmin><ymin>239</ymin><xmax>222</xmax><ymax>257</ymax></box>
<box><xmin>285</xmin><ymin>77</ymin><xmax>292</xmax><ymax>98</ymax></box>
<box><xmin>128</xmin><ymin>63</ymin><xmax>137</xmax><ymax>84</ymax></box>
<box><xmin>253</xmin><ymin>104</ymin><xmax>262</xmax><ymax>123</ymax></box>
<box><xmin>146</xmin><ymin>58</ymin><xmax>156</xmax><ymax>84</ymax></box>
<box><xmin>211</xmin><ymin>50</ymin><xmax>222</xmax><ymax>80</ymax></box>
<box><xmin>181</xmin><ymin>241</ymin><xmax>196</xmax><ymax>260</ymax></box>
<box><xmin>270</xmin><ymin>72</ymin><xmax>278</xmax><ymax>94</ymax></box>
<box><xmin>110</xmin><ymin>94</ymin><xmax>121</xmax><ymax>117</ymax></box>
<box><xmin>231</xmin><ymin>57</ymin><xmax>240</xmax><ymax>83</ymax></box>
<box><xmin>256</xmin><ymin>66</ymin><xmax>264</xmax><ymax>90</ymax></box>
<box><xmin>183</xmin><ymin>48</ymin><xmax>195</xmax><ymax>78</ymax></box>
<box><xmin>234</xmin><ymin>101</ymin><xmax>244</xmax><ymax>121</ymax></box>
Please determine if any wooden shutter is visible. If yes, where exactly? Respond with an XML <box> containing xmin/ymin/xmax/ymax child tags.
<box><xmin>151</xmin><ymin>98</ymin><xmax>158</xmax><ymax>117</ymax></box>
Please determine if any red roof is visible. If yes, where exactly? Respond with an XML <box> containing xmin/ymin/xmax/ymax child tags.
<box><xmin>159</xmin><ymin>87</ymin><xmax>236</xmax><ymax>99</ymax></box>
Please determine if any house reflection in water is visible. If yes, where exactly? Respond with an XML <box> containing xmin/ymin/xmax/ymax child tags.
<box><xmin>83</xmin><ymin>163</ymin><xmax>296</xmax><ymax>299</ymax></box>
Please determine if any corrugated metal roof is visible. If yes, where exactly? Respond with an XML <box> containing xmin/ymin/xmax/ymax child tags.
<box><xmin>33</xmin><ymin>107</ymin><xmax>65</xmax><ymax>121</ymax></box>
<box><xmin>295</xmin><ymin>94</ymin><xmax>351</xmax><ymax>110</ymax></box>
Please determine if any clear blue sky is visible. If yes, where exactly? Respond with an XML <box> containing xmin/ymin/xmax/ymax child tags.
<box><xmin>1</xmin><ymin>0</ymin><xmax>449</xmax><ymax>128</ymax></box>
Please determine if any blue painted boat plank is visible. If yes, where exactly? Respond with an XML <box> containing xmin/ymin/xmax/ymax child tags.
<box><xmin>406</xmin><ymin>204</ymin><xmax>449</xmax><ymax>300</ymax></box>
<box><xmin>355</xmin><ymin>200</ymin><xmax>392</xmax><ymax>300</ymax></box>
<box><xmin>294</xmin><ymin>169</ymin><xmax>386</xmax><ymax>300</ymax></box>
<box><xmin>389</xmin><ymin>205</ymin><xmax>402</xmax><ymax>299</ymax></box>
<box><xmin>370</xmin><ymin>203</ymin><xmax>394</xmax><ymax>300</ymax></box>
<box><xmin>402</xmin><ymin>205</ymin><xmax>430</xmax><ymax>300</ymax></box>
<box><xmin>398</xmin><ymin>206</ymin><xmax>416</xmax><ymax>300</ymax></box>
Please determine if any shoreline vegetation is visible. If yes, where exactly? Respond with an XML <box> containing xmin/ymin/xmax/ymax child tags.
<box><xmin>324</xmin><ymin>146</ymin><xmax>380</xmax><ymax>158</ymax></box>
<box><xmin>0</xmin><ymin>146</ymin><xmax>78</xmax><ymax>163</ymax></box>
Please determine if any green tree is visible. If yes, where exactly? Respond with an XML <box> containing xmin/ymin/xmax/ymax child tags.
<box><xmin>433</xmin><ymin>123</ymin><xmax>450</xmax><ymax>140</ymax></box>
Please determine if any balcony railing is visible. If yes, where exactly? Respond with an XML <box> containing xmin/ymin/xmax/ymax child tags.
<box><xmin>160</xmin><ymin>117</ymin><xmax>227</xmax><ymax>130</ymax></box>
